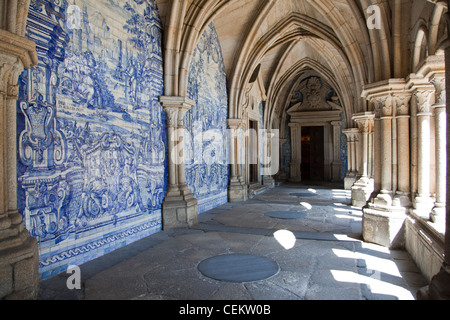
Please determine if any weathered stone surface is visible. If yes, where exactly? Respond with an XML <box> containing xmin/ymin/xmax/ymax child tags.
<box><xmin>38</xmin><ymin>186</ymin><xmax>424</xmax><ymax>300</ymax></box>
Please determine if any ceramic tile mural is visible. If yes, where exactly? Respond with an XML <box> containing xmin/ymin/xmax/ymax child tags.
<box><xmin>17</xmin><ymin>0</ymin><xmax>166</xmax><ymax>278</ymax></box>
<box><xmin>185</xmin><ymin>23</ymin><xmax>230</xmax><ymax>214</ymax></box>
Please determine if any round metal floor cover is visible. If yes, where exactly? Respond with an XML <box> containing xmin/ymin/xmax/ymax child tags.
<box><xmin>264</xmin><ymin>211</ymin><xmax>307</xmax><ymax>220</ymax></box>
<box><xmin>198</xmin><ymin>254</ymin><xmax>280</xmax><ymax>283</ymax></box>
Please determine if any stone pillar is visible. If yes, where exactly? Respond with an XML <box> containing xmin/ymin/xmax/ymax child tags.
<box><xmin>351</xmin><ymin>113</ymin><xmax>375</xmax><ymax>207</ymax></box>
<box><xmin>372</xmin><ymin>98</ymin><xmax>382</xmax><ymax>193</ymax></box>
<box><xmin>393</xmin><ymin>93</ymin><xmax>412</xmax><ymax>207</ymax></box>
<box><xmin>430</xmin><ymin>75</ymin><xmax>447</xmax><ymax>229</ymax></box>
<box><xmin>379</xmin><ymin>97</ymin><xmax>393</xmax><ymax>200</ymax></box>
<box><xmin>361</xmin><ymin>80</ymin><xmax>409</xmax><ymax>249</ymax></box>
<box><xmin>289</xmin><ymin>123</ymin><xmax>302</xmax><ymax>182</ymax></box>
<box><xmin>228</xmin><ymin>119</ymin><xmax>248</xmax><ymax>202</ymax></box>
<box><xmin>343</xmin><ymin>128</ymin><xmax>359</xmax><ymax>189</ymax></box>
<box><xmin>418</xmin><ymin>3</ymin><xmax>450</xmax><ymax>299</ymax></box>
<box><xmin>413</xmin><ymin>88</ymin><xmax>436</xmax><ymax>218</ymax></box>
<box><xmin>0</xmin><ymin>13</ymin><xmax>40</xmax><ymax>298</ymax></box>
<box><xmin>159</xmin><ymin>96</ymin><xmax>198</xmax><ymax>229</ymax></box>
<box><xmin>277</xmin><ymin>138</ymin><xmax>288</xmax><ymax>181</ymax></box>
<box><xmin>331</xmin><ymin>121</ymin><xmax>342</xmax><ymax>182</ymax></box>
<box><xmin>262</xmin><ymin>129</ymin><xmax>276</xmax><ymax>188</ymax></box>
<box><xmin>368</xmin><ymin>126</ymin><xmax>374</xmax><ymax>181</ymax></box>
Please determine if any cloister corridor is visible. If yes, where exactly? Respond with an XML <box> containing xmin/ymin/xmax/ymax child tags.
<box><xmin>37</xmin><ymin>184</ymin><xmax>427</xmax><ymax>300</ymax></box>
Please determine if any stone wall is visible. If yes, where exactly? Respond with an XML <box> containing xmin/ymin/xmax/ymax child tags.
<box><xmin>405</xmin><ymin>215</ymin><xmax>444</xmax><ymax>282</ymax></box>
<box><xmin>18</xmin><ymin>0</ymin><xmax>166</xmax><ymax>279</ymax></box>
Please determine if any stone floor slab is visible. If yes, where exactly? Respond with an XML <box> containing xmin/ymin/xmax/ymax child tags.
<box><xmin>37</xmin><ymin>184</ymin><xmax>428</xmax><ymax>301</ymax></box>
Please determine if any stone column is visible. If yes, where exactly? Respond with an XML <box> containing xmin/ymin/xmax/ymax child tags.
<box><xmin>351</xmin><ymin>113</ymin><xmax>375</xmax><ymax>207</ymax></box>
<box><xmin>0</xmin><ymin>25</ymin><xmax>40</xmax><ymax>298</ymax></box>
<box><xmin>176</xmin><ymin>106</ymin><xmax>191</xmax><ymax>195</ymax></box>
<box><xmin>159</xmin><ymin>96</ymin><xmax>198</xmax><ymax>229</ymax></box>
<box><xmin>368</xmin><ymin>127</ymin><xmax>374</xmax><ymax>180</ymax></box>
<box><xmin>361</xmin><ymin>82</ymin><xmax>409</xmax><ymax>249</ymax></box>
<box><xmin>331</xmin><ymin>121</ymin><xmax>342</xmax><ymax>182</ymax></box>
<box><xmin>413</xmin><ymin>88</ymin><xmax>435</xmax><ymax>218</ymax></box>
<box><xmin>277</xmin><ymin>138</ymin><xmax>288</xmax><ymax>181</ymax></box>
<box><xmin>289</xmin><ymin>123</ymin><xmax>302</xmax><ymax>182</ymax></box>
<box><xmin>343</xmin><ymin>128</ymin><xmax>359</xmax><ymax>189</ymax></box>
<box><xmin>372</xmin><ymin>98</ymin><xmax>382</xmax><ymax>192</ymax></box>
<box><xmin>380</xmin><ymin>98</ymin><xmax>393</xmax><ymax>199</ymax></box>
<box><xmin>228</xmin><ymin>119</ymin><xmax>248</xmax><ymax>202</ymax></box>
<box><xmin>262</xmin><ymin>128</ymin><xmax>276</xmax><ymax>188</ymax></box>
<box><xmin>418</xmin><ymin>2</ymin><xmax>450</xmax><ymax>299</ymax></box>
<box><xmin>393</xmin><ymin>93</ymin><xmax>412</xmax><ymax>207</ymax></box>
<box><xmin>430</xmin><ymin>75</ymin><xmax>447</xmax><ymax>229</ymax></box>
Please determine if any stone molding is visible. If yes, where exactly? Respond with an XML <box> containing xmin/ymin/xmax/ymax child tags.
<box><xmin>0</xmin><ymin>5</ymin><xmax>39</xmax><ymax>299</ymax></box>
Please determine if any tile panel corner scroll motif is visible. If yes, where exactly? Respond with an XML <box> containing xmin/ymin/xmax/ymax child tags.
<box><xmin>17</xmin><ymin>0</ymin><xmax>166</xmax><ymax>278</ymax></box>
<box><xmin>185</xmin><ymin>22</ymin><xmax>230</xmax><ymax>214</ymax></box>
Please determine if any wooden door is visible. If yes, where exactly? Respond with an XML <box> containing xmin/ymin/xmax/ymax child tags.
<box><xmin>301</xmin><ymin>126</ymin><xmax>324</xmax><ymax>181</ymax></box>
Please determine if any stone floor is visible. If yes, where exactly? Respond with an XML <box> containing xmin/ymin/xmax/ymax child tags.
<box><xmin>38</xmin><ymin>183</ymin><xmax>428</xmax><ymax>300</ymax></box>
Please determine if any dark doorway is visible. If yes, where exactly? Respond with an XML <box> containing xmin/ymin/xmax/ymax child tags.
<box><xmin>249</xmin><ymin>120</ymin><xmax>259</xmax><ymax>184</ymax></box>
<box><xmin>301</xmin><ymin>126</ymin><xmax>324</xmax><ymax>181</ymax></box>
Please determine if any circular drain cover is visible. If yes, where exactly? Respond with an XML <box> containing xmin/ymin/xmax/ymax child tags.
<box><xmin>198</xmin><ymin>254</ymin><xmax>279</xmax><ymax>283</ymax></box>
<box><xmin>264</xmin><ymin>211</ymin><xmax>307</xmax><ymax>220</ymax></box>
<box><xmin>289</xmin><ymin>192</ymin><xmax>317</xmax><ymax>197</ymax></box>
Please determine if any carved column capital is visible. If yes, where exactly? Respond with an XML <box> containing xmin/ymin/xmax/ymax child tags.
<box><xmin>352</xmin><ymin>112</ymin><xmax>375</xmax><ymax>134</ymax></box>
<box><xmin>330</xmin><ymin>121</ymin><xmax>343</xmax><ymax>127</ymax></box>
<box><xmin>163</xmin><ymin>106</ymin><xmax>179</xmax><ymax>128</ymax></box>
<box><xmin>372</xmin><ymin>98</ymin><xmax>382</xmax><ymax>119</ymax></box>
<box><xmin>369</xmin><ymin>95</ymin><xmax>389</xmax><ymax>118</ymax></box>
<box><xmin>381</xmin><ymin>95</ymin><xmax>395</xmax><ymax>117</ymax></box>
<box><xmin>159</xmin><ymin>96</ymin><xmax>195</xmax><ymax>128</ymax></box>
<box><xmin>356</xmin><ymin>119</ymin><xmax>374</xmax><ymax>134</ymax></box>
<box><xmin>393</xmin><ymin>93</ymin><xmax>412</xmax><ymax>116</ymax></box>
<box><xmin>343</xmin><ymin>128</ymin><xmax>360</xmax><ymax>142</ymax></box>
<box><xmin>7</xmin><ymin>84</ymin><xmax>19</xmax><ymax>99</ymax></box>
<box><xmin>414</xmin><ymin>88</ymin><xmax>435</xmax><ymax>114</ymax></box>
<box><xmin>430</xmin><ymin>74</ymin><xmax>446</xmax><ymax>106</ymax></box>
<box><xmin>227</xmin><ymin>118</ymin><xmax>245</xmax><ymax>129</ymax></box>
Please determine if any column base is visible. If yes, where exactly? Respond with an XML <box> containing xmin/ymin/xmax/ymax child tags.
<box><xmin>331</xmin><ymin>161</ymin><xmax>342</xmax><ymax>182</ymax></box>
<box><xmin>275</xmin><ymin>171</ymin><xmax>287</xmax><ymax>182</ymax></box>
<box><xmin>431</xmin><ymin>204</ymin><xmax>446</xmax><ymax>224</ymax></box>
<box><xmin>162</xmin><ymin>188</ymin><xmax>198</xmax><ymax>229</ymax></box>
<box><xmin>262</xmin><ymin>175</ymin><xmax>275</xmax><ymax>188</ymax></box>
<box><xmin>393</xmin><ymin>192</ymin><xmax>412</xmax><ymax>207</ymax></box>
<box><xmin>413</xmin><ymin>195</ymin><xmax>435</xmax><ymax>219</ymax></box>
<box><xmin>362</xmin><ymin>195</ymin><xmax>407</xmax><ymax>249</ymax></box>
<box><xmin>351</xmin><ymin>177</ymin><xmax>374</xmax><ymax>207</ymax></box>
<box><xmin>289</xmin><ymin>162</ymin><xmax>301</xmax><ymax>182</ymax></box>
<box><xmin>344</xmin><ymin>173</ymin><xmax>357</xmax><ymax>190</ymax></box>
<box><xmin>417</xmin><ymin>265</ymin><xmax>450</xmax><ymax>300</ymax></box>
<box><xmin>0</xmin><ymin>211</ymin><xmax>39</xmax><ymax>300</ymax></box>
<box><xmin>228</xmin><ymin>178</ymin><xmax>248</xmax><ymax>202</ymax></box>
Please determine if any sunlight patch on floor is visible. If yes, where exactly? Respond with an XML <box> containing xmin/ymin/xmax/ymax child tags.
<box><xmin>299</xmin><ymin>202</ymin><xmax>312</xmax><ymax>210</ymax></box>
<box><xmin>273</xmin><ymin>229</ymin><xmax>297</xmax><ymax>250</ymax></box>
<box><xmin>331</xmin><ymin>270</ymin><xmax>414</xmax><ymax>300</ymax></box>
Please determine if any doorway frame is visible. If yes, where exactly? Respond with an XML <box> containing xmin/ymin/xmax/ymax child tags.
<box><xmin>288</xmin><ymin>110</ymin><xmax>343</xmax><ymax>182</ymax></box>
<box><xmin>301</xmin><ymin>126</ymin><xmax>325</xmax><ymax>181</ymax></box>
<box><xmin>247</xmin><ymin>118</ymin><xmax>260</xmax><ymax>185</ymax></box>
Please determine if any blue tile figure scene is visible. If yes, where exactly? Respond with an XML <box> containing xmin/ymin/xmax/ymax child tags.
<box><xmin>17</xmin><ymin>0</ymin><xmax>167</xmax><ymax>279</ymax></box>
<box><xmin>185</xmin><ymin>23</ymin><xmax>230</xmax><ymax>214</ymax></box>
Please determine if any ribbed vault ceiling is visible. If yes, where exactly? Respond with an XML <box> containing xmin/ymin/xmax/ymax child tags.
<box><xmin>156</xmin><ymin>0</ymin><xmax>447</xmax><ymax>128</ymax></box>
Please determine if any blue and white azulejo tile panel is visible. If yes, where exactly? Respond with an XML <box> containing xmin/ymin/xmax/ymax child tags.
<box><xmin>185</xmin><ymin>22</ymin><xmax>230</xmax><ymax>214</ymax></box>
<box><xmin>17</xmin><ymin>0</ymin><xmax>167</xmax><ymax>279</ymax></box>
